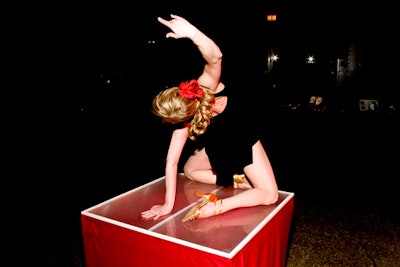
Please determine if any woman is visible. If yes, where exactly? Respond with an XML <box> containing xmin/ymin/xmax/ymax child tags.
<box><xmin>141</xmin><ymin>14</ymin><xmax>278</xmax><ymax>222</ymax></box>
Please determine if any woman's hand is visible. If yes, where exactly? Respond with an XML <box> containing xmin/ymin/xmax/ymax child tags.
<box><xmin>158</xmin><ymin>14</ymin><xmax>197</xmax><ymax>39</ymax></box>
<box><xmin>141</xmin><ymin>204</ymin><xmax>173</xmax><ymax>220</ymax></box>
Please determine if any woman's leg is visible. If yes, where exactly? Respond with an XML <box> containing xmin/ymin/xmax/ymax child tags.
<box><xmin>243</xmin><ymin>140</ymin><xmax>278</xmax><ymax>198</ymax></box>
<box><xmin>183</xmin><ymin>148</ymin><xmax>217</xmax><ymax>184</ymax></box>
<box><xmin>193</xmin><ymin>140</ymin><xmax>279</xmax><ymax>219</ymax></box>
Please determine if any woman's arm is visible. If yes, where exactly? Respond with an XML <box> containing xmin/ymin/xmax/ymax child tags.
<box><xmin>141</xmin><ymin>127</ymin><xmax>188</xmax><ymax>220</ymax></box>
<box><xmin>157</xmin><ymin>14</ymin><xmax>223</xmax><ymax>92</ymax></box>
<box><xmin>163</xmin><ymin>128</ymin><xmax>188</xmax><ymax>209</ymax></box>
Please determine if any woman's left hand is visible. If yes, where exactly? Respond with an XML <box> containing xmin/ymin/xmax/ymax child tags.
<box><xmin>141</xmin><ymin>204</ymin><xmax>173</xmax><ymax>220</ymax></box>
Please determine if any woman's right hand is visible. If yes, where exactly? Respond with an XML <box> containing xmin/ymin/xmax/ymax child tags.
<box><xmin>157</xmin><ymin>14</ymin><xmax>197</xmax><ymax>39</ymax></box>
<box><xmin>141</xmin><ymin>204</ymin><xmax>173</xmax><ymax>220</ymax></box>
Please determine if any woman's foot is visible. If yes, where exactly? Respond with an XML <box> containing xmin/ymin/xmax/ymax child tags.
<box><xmin>233</xmin><ymin>174</ymin><xmax>252</xmax><ymax>189</ymax></box>
<box><xmin>182</xmin><ymin>192</ymin><xmax>223</xmax><ymax>222</ymax></box>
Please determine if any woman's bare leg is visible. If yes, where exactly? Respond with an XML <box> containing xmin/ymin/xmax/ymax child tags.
<box><xmin>195</xmin><ymin>140</ymin><xmax>279</xmax><ymax>219</ymax></box>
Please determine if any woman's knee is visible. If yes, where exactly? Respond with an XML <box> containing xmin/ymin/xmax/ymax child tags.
<box><xmin>244</xmin><ymin>169</ymin><xmax>279</xmax><ymax>204</ymax></box>
<box><xmin>183</xmin><ymin>164</ymin><xmax>194</xmax><ymax>180</ymax></box>
<box><xmin>262</xmin><ymin>188</ymin><xmax>279</xmax><ymax>205</ymax></box>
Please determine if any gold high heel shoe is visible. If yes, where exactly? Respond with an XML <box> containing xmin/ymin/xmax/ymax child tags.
<box><xmin>233</xmin><ymin>174</ymin><xmax>252</xmax><ymax>189</ymax></box>
<box><xmin>182</xmin><ymin>191</ymin><xmax>220</xmax><ymax>223</ymax></box>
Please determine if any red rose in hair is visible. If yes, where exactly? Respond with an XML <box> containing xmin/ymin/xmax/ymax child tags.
<box><xmin>178</xmin><ymin>79</ymin><xmax>204</xmax><ymax>99</ymax></box>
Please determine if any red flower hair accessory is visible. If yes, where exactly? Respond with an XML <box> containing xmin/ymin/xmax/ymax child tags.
<box><xmin>178</xmin><ymin>79</ymin><xmax>204</xmax><ymax>100</ymax></box>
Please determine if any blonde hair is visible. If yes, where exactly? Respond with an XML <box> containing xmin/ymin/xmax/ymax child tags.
<box><xmin>151</xmin><ymin>86</ymin><xmax>215</xmax><ymax>140</ymax></box>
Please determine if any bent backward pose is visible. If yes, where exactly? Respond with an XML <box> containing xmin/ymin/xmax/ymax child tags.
<box><xmin>141</xmin><ymin>14</ymin><xmax>279</xmax><ymax>222</ymax></box>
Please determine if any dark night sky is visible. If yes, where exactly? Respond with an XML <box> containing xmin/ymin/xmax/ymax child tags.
<box><xmin>11</xmin><ymin>1</ymin><xmax>397</xmax><ymax>114</ymax></box>
<box><xmin>15</xmin><ymin>1</ymin><xmax>395</xmax><ymax>64</ymax></box>
<box><xmin>24</xmin><ymin>1</ymin><xmax>386</xmax><ymax>60</ymax></box>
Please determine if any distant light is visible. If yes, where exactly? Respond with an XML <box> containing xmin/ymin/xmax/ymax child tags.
<box><xmin>267</xmin><ymin>14</ymin><xmax>277</xmax><ymax>21</ymax></box>
<box><xmin>306</xmin><ymin>55</ymin><xmax>316</xmax><ymax>64</ymax></box>
<box><xmin>359</xmin><ymin>99</ymin><xmax>379</xmax><ymax>112</ymax></box>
